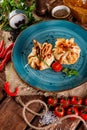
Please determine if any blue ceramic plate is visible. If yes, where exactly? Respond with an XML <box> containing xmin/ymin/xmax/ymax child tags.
<box><xmin>12</xmin><ymin>20</ymin><xmax>87</xmax><ymax>92</ymax></box>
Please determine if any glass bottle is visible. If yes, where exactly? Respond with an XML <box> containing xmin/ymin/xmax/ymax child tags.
<box><xmin>35</xmin><ymin>0</ymin><xmax>47</xmax><ymax>16</ymax></box>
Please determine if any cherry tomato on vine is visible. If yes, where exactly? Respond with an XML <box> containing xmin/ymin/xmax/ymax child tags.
<box><xmin>60</xmin><ymin>97</ymin><xmax>70</xmax><ymax>108</ymax></box>
<box><xmin>67</xmin><ymin>107</ymin><xmax>79</xmax><ymax>120</ymax></box>
<box><xmin>83</xmin><ymin>98</ymin><xmax>87</xmax><ymax>106</ymax></box>
<box><xmin>51</xmin><ymin>61</ymin><xmax>62</xmax><ymax>72</ymax></box>
<box><xmin>80</xmin><ymin>108</ymin><xmax>87</xmax><ymax>121</ymax></box>
<box><xmin>47</xmin><ymin>96</ymin><xmax>58</xmax><ymax>106</ymax></box>
<box><xmin>54</xmin><ymin>105</ymin><xmax>65</xmax><ymax>117</ymax></box>
<box><xmin>71</xmin><ymin>96</ymin><xmax>82</xmax><ymax>106</ymax></box>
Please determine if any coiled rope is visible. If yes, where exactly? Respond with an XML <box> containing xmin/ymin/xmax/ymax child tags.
<box><xmin>16</xmin><ymin>96</ymin><xmax>87</xmax><ymax>130</ymax></box>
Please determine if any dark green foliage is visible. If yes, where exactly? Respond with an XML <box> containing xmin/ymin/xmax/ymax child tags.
<box><xmin>0</xmin><ymin>0</ymin><xmax>37</xmax><ymax>31</ymax></box>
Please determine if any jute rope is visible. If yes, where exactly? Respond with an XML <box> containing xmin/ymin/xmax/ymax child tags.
<box><xmin>16</xmin><ymin>96</ymin><xmax>48</xmax><ymax>116</ymax></box>
<box><xmin>16</xmin><ymin>96</ymin><xmax>87</xmax><ymax>130</ymax></box>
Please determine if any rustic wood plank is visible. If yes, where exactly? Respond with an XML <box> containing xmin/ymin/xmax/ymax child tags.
<box><xmin>76</xmin><ymin>121</ymin><xmax>87</xmax><ymax>130</ymax></box>
<box><xmin>26</xmin><ymin>109</ymin><xmax>81</xmax><ymax>130</ymax></box>
<box><xmin>0</xmin><ymin>71</ymin><xmax>6</xmax><ymax>102</ymax></box>
<box><xmin>0</xmin><ymin>97</ymin><xmax>26</xmax><ymax>130</ymax></box>
<box><xmin>26</xmin><ymin>118</ymin><xmax>81</xmax><ymax>130</ymax></box>
<box><xmin>53</xmin><ymin>119</ymin><xmax>80</xmax><ymax>130</ymax></box>
<box><xmin>0</xmin><ymin>95</ymin><xmax>44</xmax><ymax>130</ymax></box>
<box><xmin>26</xmin><ymin>116</ymin><xmax>40</xmax><ymax>130</ymax></box>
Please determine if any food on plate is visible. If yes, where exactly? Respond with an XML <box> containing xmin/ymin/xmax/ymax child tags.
<box><xmin>28</xmin><ymin>38</ymin><xmax>81</xmax><ymax>71</ymax></box>
<box><xmin>53</xmin><ymin>38</ymin><xmax>81</xmax><ymax>64</ymax></box>
<box><xmin>28</xmin><ymin>40</ymin><xmax>55</xmax><ymax>70</ymax></box>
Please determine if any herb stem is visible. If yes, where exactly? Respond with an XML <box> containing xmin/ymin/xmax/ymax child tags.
<box><xmin>36</xmin><ymin>55</ymin><xmax>52</xmax><ymax>69</ymax></box>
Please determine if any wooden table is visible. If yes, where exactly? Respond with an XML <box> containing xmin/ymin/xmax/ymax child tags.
<box><xmin>0</xmin><ymin>0</ymin><xmax>87</xmax><ymax>130</ymax></box>
<box><xmin>0</xmin><ymin>81</ymin><xmax>86</xmax><ymax>130</ymax></box>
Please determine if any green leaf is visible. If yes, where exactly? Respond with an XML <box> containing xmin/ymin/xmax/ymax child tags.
<box><xmin>29</xmin><ymin>4</ymin><xmax>35</xmax><ymax>12</ymax></box>
<box><xmin>10</xmin><ymin>1</ymin><xmax>16</xmax><ymax>7</ymax></box>
<box><xmin>2</xmin><ymin>23</ymin><xmax>12</xmax><ymax>31</ymax></box>
<box><xmin>0</xmin><ymin>16</ymin><xmax>4</xmax><ymax>21</ymax></box>
<box><xmin>67</xmin><ymin>69</ymin><xmax>78</xmax><ymax>76</ymax></box>
<box><xmin>0</xmin><ymin>0</ymin><xmax>36</xmax><ymax>31</ymax></box>
<box><xmin>62</xmin><ymin>67</ymin><xmax>78</xmax><ymax>77</ymax></box>
<box><xmin>62</xmin><ymin>67</ymin><xmax>68</xmax><ymax>74</ymax></box>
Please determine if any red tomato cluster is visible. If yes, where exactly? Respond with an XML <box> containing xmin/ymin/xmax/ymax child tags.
<box><xmin>47</xmin><ymin>96</ymin><xmax>87</xmax><ymax>121</ymax></box>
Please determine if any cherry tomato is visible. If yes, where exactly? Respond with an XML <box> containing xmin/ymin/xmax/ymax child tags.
<box><xmin>80</xmin><ymin>108</ymin><xmax>87</xmax><ymax>121</ymax></box>
<box><xmin>67</xmin><ymin>107</ymin><xmax>79</xmax><ymax>120</ymax></box>
<box><xmin>60</xmin><ymin>97</ymin><xmax>70</xmax><ymax>108</ymax></box>
<box><xmin>83</xmin><ymin>98</ymin><xmax>87</xmax><ymax>106</ymax></box>
<box><xmin>51</xmin><ymin>61</ymin><xmax>62</xmax><ymax>72</ymax></box>
<box><xmin>54</xmin><ymin>106</ymin><xmax>65</xmax><ymax>117</ymax></box>
<box><xmin>47</xmin><ymin>96</ymin><xmax>58</xmax><ymax>106</ymax></box>
<box><xmin>71</xmin><ymin>96</ymin><xmax>82</xmax><ymax>106</ymax></box>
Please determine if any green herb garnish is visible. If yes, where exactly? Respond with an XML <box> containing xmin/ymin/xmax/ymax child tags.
<box><xmin>36</xmin><ymin>55</ymin><xmax>52</xmax><ymax>69</ymax></box>
<box><xmin>0</xmin><ymin>0</ymin><xmax>38</xmax><ymax>31</ymax></box>
<box><xmin>62</xmin><ymin>67</ymin><xmax>78</xmax><ymax>77</ymax></box>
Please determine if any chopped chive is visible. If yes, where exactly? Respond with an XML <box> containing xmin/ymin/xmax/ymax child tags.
<box><xmin>36</xmin><ymin>55</ymin><xmax>52</xmax><ymax>69</ymax></box>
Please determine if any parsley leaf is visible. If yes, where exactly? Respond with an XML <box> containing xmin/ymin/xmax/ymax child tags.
<box><xmin>62</xmin><ymin>67</ymin><xmax>78</xmax><ymax>77</ymax></box>
<box><xmin>0</xmin><ymin>0</ymin><xmax>37</xmax><ymax>31</ymax></box>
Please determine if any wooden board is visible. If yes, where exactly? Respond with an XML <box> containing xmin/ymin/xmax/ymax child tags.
<box><xmin>0</xmin><ymin>95</ymin><xmax>44</xmax><ymax>130</ymax></box>
<box><xmin>0</xmin><ymin>95</ymin><xmax>87</xmax><ymax>130</ymax></box>
<box><xmin>0</xmin><ymin>71</ymin><xmax>6</xmax><ymax>101</ymax></box>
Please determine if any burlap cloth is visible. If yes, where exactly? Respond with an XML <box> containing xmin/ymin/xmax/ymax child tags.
<box><xmin>2</xmin><ymin>30</ymin><xmax>87</xmax><ymax>98</ymax></box>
